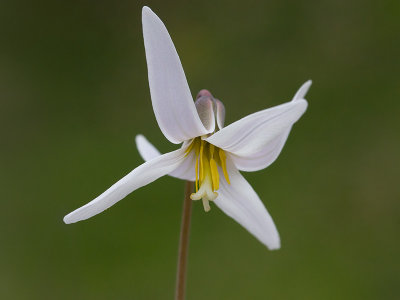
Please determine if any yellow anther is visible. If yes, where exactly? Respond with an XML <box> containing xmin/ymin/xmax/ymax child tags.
<box><xmin>209</xmin><ymin>143</ymin><xmax>215</xmax><ymax>158</ymax></box>
<box><xmin>199</xmin><ymin>140</ymin><xmax>204</xmax><ymax>181</ymax></box>
<box><xmin>195</xmin><ymin>155</ymin><xmax>199</xmax><ymax>192</ymax></box>
<box><xmin>209</xmin><ymin>158</ymin><xmax>219</xmax><ymax>191</ymax></box>
<box><xmin>219</xmin><ymin>148</ymin><xmax>230</xmax><ymax>184</ymax></box>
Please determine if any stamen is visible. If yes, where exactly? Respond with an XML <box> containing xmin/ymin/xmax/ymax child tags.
<box><xmin>219</xmin><ymin>148</ymin><xmax>230</xmax><ymax>184</ymax></box>
<box><xmin>209</xmin><ymin>158</ymin><xmax>219</xmax><ymax>190</ymax></box>
<box><xmin>199</xmin><ymin>140</ymin><xmax>204</xmax><ymax>181</ymax></box>
<box><xmin>190</xmin><ymin>152</ymin><xmax>218</xmax><ymax>211</ymax></box>
<box><xmin>188</xmin><ymin>139</ymin><xmax>201</xmax><ymax>192</ymax></box>
<box><xmin>195</xmin><ymin>155</ymin><xmax>199</xmax><ymax>192</ymax></box>
<box><xmin>188</xmin><ymin>137</ymin><xmax>229</xmax><ymax>212</ymax></box>
<box><xmin>209</xmin><ymin>143</ymin><xmax>215</xmax><ymax>157</ymax></box>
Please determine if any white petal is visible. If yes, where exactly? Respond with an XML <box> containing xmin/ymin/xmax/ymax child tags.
<box><xmin>214</xmin><ymin>157</ymin><xmax>280</xmax><ymax>250</ymax></box>
<box><xmin>169</xmin><ymin>150</ymin><xmax>196</xmax><ymax>181</ymax></box>
<box><xmin>292</xmin><ymin>80</ymin><xmax>312</xmax><ymax>101</ymax></box>
<box><xmin>63</xmin><ymin>147</ymin><xmax>187</xmax><ymax>224</ymax></box>
<box><xmin>135</xmin><ymin>134</ymin><xmax>161</xmax><ymax>161</ymax></box>
<box><xmin>229</xmin><ymin>128</ymin><xmax>290</xmax><ymax>171</ymax></box>
<box><xmin>227</xmin><ymin>81</ymin><xmax>311</xmax><ymax>171</ymax></box>
<box><xmin>142</xmin><ymin>7</ymin><xmax>209</xmax><ymax>144</ymax></box>
<box><xmin>205</xmin><ymin>99</ymin><xmax>307</xmax><ymax>171</ymax></box>
<box><xmin>135</xmin><ymin>134</ymin><xmax>195</xmax><ymax>181</ymax></box>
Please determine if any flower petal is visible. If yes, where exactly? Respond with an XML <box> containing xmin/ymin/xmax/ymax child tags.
<box><xmin>135</xmin><ymin>134</ymin><xmax>161</xmax><ymax>161</ymax></box>
<box><xmin>215</xmin><ymin>99</ymin><xmax>225</xmax><ymax>129</ymax></box>
<box><xmin>142</xmin><ymin>7</ymin><xmax>209</xmax><ymax>143</ymax></box>
<box><xmin>195</xmin><ymin>96</ymin><xmax>215</xmax><ymax>133</ymax></box>
<box><xmin>228</xmin><ymin>130</ymin><xmax>290</xmax><ymax>171</ymax></box>
<box><xmin>135</xmin><ymin>134</ymin><xmax>195</xmax><ymax>181</ymax></box>
<box><xmin>63</xmin><ymin>147</ymin><xmax>188</xmax><ymax>224</ymax></box>
<box><xmin>292</xmin><ymin>80</ymin><xmax>312</xmax><ymax>101</ymax></box>
<box><xmin>214</xmin><ymin>157</ymin><xmax>280</xmax><ymax>250</ymax></box>
<box><xmin>205</xmin><ymin>82</ymin><xmax>310</xmax><ymax>171</ymax></box>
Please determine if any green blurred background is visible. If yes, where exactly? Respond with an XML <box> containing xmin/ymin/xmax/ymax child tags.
<box><xmin>1</xmin><ymin>0</ymin><xmax>399</xmax><ymax>299</ymax></box>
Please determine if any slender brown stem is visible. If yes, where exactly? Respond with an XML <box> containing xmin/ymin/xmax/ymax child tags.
<box><xmin>175</xmin><ymin>181</ymin><xmax>194</xmax><ymax>300</ymax></box>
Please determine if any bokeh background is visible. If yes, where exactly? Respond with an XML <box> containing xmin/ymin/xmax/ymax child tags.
<box><xmin>1</xmin><ymin>0</ymin><xmax>399</xmax><ymax>299</ymax></box>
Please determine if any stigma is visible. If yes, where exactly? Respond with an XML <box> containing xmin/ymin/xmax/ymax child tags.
<box><xmin>185</xmin><ymin>137</ymin><xmax>230</xmax><ymax>212</ymax></box>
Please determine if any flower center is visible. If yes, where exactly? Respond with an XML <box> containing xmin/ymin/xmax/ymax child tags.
<box><xmin>185</xmin><ymin>137</ymin><xmax>230</xmax><ymax>212</ymax></box>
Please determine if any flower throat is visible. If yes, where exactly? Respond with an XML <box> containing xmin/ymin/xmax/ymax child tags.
<box><xmin>185</xmin><ymin>137</ymin><xmax>230</xmax><ymax>212</ymax></box>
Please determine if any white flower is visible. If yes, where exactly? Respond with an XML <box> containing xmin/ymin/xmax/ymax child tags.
<box><xmin>63</xmin><ymin>6</ymin><xmax>311</xmax><ymax>250</ymax></box>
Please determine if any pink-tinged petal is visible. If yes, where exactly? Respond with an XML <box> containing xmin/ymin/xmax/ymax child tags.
<box><xmin>63</xmin><ymin>147</ymin><xmax>188</xmax><ymax>224</ymax></box>
<box><xmin>142</xmin><ymin>7</ymin><xmax>209</xmax><ymax>143</ymax></box>
<box><xmin>215</xmin><ymin>99</ymin><xmax>225</xmax><ymax>129</ymax></box>
<box><xmin>214</xmin><ymin>157</ymin><xmax>280</xmax><ymax>250</ymax></box>
<box><xmin>135</xmin><ymin>134</ymin><xmax>195</xmax><ymax>181</ymax></box>
<box><xmin>195</xmin><ymin>96</ymin><xmax>215</xmax><ymax>133</ymax></box>
<box><xmin>205</xmin><ymin>82</ymin><xmax>310</xmax><ymax>172</ymax></box>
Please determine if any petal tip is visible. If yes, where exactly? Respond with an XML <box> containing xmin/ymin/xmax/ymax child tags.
<box><xmin>268</xmin><ymin>240</ymin><xmax>281</xmax><ymax>251</ymax></box>
<box><xmin>293</xmin><ymin>80</ymin><xmax>312</xmax><ymax>101</ymax></box>
<box><xmin>135</xmin><ymin>134</ymin><xmax>145</xmax><ymax>144</ymax></box>
<box><xmin>142</xmin><ymin>6</ymin><xmax>157</xmax><ymax>24</ymax></box>
<box><xmin>262</xmin><ymin>228</ymin><xmax>281</xmax><ymax>250</ymax></box>
<box><xmin>262</xmin><ymin>232</ymin><xmax>281</xmax><ymax>250</ymax></box>
<box><xmin>303</xmin><ymin>79</ymin><xmax>313</xmax><ymax>91</ymax></box>
<box><xmin>196</xmin><ymin>89</ymin><xmax>213</xmax><ymax>99</ymax></box>
<box><xmin>142</xmin><ymin>6</ymin><xmax>152</xmax><ymax>15</ymax></box>
<box><xmin>63</xmin><ymin>214</ymin><xmax>73</xmax><ymax>224</ymax></box>
<box><xmin>269</xmin><ymin>246</ymin><xmax>281</xmax><ymax>251</ymax></box>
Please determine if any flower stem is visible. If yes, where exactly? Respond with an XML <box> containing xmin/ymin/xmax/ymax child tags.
<box><xmin>175</xmin><ymin>181</ymin><xmax>194</xmax><ymax>300</ymax></box>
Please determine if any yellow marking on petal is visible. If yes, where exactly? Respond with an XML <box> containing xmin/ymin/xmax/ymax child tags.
<box><xmin>184</xmin><ymin>140</ymin><xmax>195</xmax><ymax>156</ymax></box>
<box><xmin>209</xmin><ymin>158</ymin><xmax>219</xmax><ymax>191</ymax></box>
<box><xmin>219</xmin><ymin>148</ymin><xmax>230</xmax><ymax>184</ymax></box>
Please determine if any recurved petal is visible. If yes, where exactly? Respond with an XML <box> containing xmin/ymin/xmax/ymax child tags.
<box><xmin>215</xmin><ymin>99</ymin><xmax>225</xmax><ymax>129</ymax></box>
<box><xmin>195</xmin><ymin>96</ymin><xmax>216</xmax><ymax>133</ymax></box>
<box><xmin>135</xmin><ymin>134</ymin><xmax>195</xmax><ymax>181</ymax></box>
<box><xmin>205</xmin><ymin>99</ymin><xmax>307</xmax><ymax>171</ymax></box>
<box><xmin>233</xmin><ymin>81</ymin><xmax>311</xmax><ymax>171</ymax></box>
<box><xmin>214</xmin><ymin>157</ymin><xmax>280</xmax><ymax>250</ymax></box>
<box><xmin>135</xmin><ymin>134</ymin><xmax>161</xmax><ymax>161</ymax></box>
<box><xmin>63</xmin><ymin>147</ymin><xmax>188</xmax><ymax>224</ymax></box>
<box><xmin>142</xmin><ymin>7</ymin><xmax>210</xmax><ymax>144</ymax></box>
<box><xmin>292</xmin><ymin>80</ymin><xmax>312</xmax><ymax>101</ymax></box>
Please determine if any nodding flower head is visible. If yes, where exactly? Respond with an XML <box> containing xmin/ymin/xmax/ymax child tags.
<box><xmin>63</xmin><ymin>6</ymin><xmax>311</xmax><ymax>251</ymax></box>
